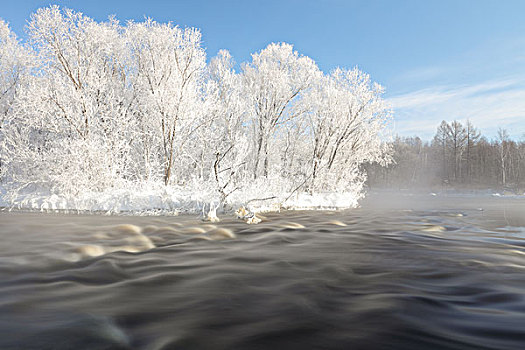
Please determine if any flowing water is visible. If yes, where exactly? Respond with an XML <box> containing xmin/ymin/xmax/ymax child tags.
<box><xmin>0</xmin><ymin>192</ymin><xmax>524</xmax><ymax>349</ymax></box>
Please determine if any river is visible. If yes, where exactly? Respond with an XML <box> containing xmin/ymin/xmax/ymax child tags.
<box><xmin>0</xmin><ymin>192</ymin><xmax>524</xmax><ymax>349</ymax></box>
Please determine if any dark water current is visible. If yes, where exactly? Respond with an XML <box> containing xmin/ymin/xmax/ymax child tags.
<box><xmin>1</xmin><ymin>192</ymin><xmax>525</xmax><ymax>349</ymax></box>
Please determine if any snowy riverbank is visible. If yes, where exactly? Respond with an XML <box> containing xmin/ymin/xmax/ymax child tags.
<box><xmin>0</xmin><ymin>184</ymin><xmax>362</xmax><ymax>215</ymax></box>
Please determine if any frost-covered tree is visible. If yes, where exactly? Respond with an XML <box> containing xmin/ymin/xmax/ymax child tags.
<box><xmin>126</xmin><ymin>19</ymin><xmax>206</xmax><ymax>185</ymax></box>
<box><xmin>0</xmin><ymin>20</ymin><xmax>31</xmax><ymax>123</ymax></box>
<box><xmin>4</xmin><ymin>6</ymin><xmax>136</xmax><ymax>194</ymax></box>
<box><xmin>0</xmin><ymin>19</ymin><xmax>34</xmax><ymax>179</ymax></box>
<box><xmin>27</xmin><ymin>7</ymin><xmax>130</xmax><ymax>138</ymax></box>
<box><xmin>205</xmin><ymin>50</ymin><xmax>250</xmax><ymax>201</ymax></box>
<box><xmin>241</xmin><ymin>43</ymin><xmax>321</xmax><ymax>179</ymax></box>
<box><xmin>305</xmin><ymin>68</ymin><xmax>392</xmax><ymax>192</ymax></box>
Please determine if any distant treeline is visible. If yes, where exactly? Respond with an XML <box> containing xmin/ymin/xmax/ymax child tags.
<box><xmin>366</xmin><ymin>120</ymin><xmax>525</xmax><ymax>192</ymax></box>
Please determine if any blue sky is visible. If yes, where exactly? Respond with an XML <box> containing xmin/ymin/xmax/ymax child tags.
<box><xmin>2</xmin><ymin>0</ymin><xmax>525</xmax><ymax>140</ymax></box>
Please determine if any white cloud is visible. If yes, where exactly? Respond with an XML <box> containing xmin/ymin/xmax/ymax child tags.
<box><xmin>388</xmin><ymin>77</ymin><xmax>525</xmax><ymax>140</ymax></box>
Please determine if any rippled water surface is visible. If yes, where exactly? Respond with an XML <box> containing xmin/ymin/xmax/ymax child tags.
<box><xmin>1</xmin><ymin>192</ymin><xmax>525</xmax><ymax>349</ymax></box>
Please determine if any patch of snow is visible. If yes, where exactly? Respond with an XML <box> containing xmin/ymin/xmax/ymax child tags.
<box><xmin>0</xmin><ymin>182</ymin><xmax>362</xmax><ymax>215</ymax></box>
<box><xmin>283</xmin><ymin>192</ymin><xmax>361</xmax><ymax>210</ymax></box>
<box><xmin>202</xmin><ymin>202</ymin><xmax>220</xmax><ymax>222</ymax></box>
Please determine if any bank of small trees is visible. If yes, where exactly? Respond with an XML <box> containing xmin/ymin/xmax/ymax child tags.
<box><xmin>367</xmin><ymin>120</ymin><xmax>525</xmax><ymax>191</ymax></box>
<box><xmin>0</xmin><ymin>6</ymin><xmax>391</xmax><ymax>207</ymax></box>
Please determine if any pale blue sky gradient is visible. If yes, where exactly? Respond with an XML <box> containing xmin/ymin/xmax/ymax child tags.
<box><xmin>2</xmin><ymin>0</ymin><xmax>524</xmax><ymax>139</ymax></box>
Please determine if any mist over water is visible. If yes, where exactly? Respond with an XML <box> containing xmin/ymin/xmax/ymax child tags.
<box><xmin>1</xmin><ymin>192</ymin><xmax>524</xmax><ymax>349</ymax></box>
